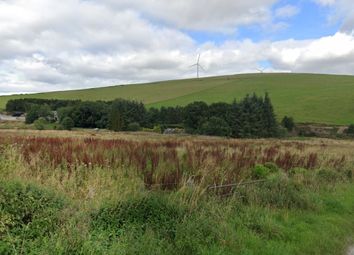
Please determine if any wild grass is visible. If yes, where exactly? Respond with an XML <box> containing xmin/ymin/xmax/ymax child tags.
<box><xmin>0</xmin><ymin>130</ymin><xmax>354</xmax><ymax>254</ymax></box>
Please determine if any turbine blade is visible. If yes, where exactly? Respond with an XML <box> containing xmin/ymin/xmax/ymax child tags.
<box><xmin>199</xmin><ymin>64</ymin><xmax>205</xmax><ymax>71</ymax></box>
<box><xmin>197</xmin><ymin>54</ymin><xmax>201</xmax><ymax>64</ymax></box>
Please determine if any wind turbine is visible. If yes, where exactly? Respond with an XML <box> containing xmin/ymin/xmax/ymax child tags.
<box><xmin>256</xmin><ymin>68</ymin><xmax>265</xmax><ymax>74</ymax></box>
<box><xmin>190</xmin><ymin>54</ymin><xmax>205</xmax><ymax>78</ymax></box>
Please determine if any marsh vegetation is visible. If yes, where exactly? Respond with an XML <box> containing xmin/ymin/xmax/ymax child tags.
<box><xmin>0</xmin><ymin>130</ymin><xmax>353</xmax><ymax>254</ymax></box>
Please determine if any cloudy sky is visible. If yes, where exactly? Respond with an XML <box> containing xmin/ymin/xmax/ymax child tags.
<box><xmin>0</xmin><ymin>0</ymin><xmax>354</xmax><ymax>94</ymax></box>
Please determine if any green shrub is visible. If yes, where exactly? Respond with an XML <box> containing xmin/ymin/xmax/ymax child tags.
<box><xmin>316</xmin><ymin>169</ymin><xmax>341</xmax><ymax>183</ymax></box>
<box><xmin>252</xmin><ymin>164</ymin><xmax>271</xmax><ymax>179</ymax></box>
<box><xmin>174</xmin><ymin>211</ymin><xmax>224</xmax><ymax>255</ymax></box>
<box><xmin>256</xmin><ymin>177</ymin><xmax>315</xmax><ymax>209</ymax></box>
<box><xmin>281</xmin><ymin>116</ymin><xmax>295</xmax><ymax>132</ymax></box>
<box><xmin>289</xmin><ymin>167</ymin><xmax>313</xmax><ymax>185</ymax></box>
<box><xmin>264</xmin><ymin>162</ymin><xmax>280</xmax><ymax>173</ymax></box>
<box><xmin>25</xmin><ymin>104</ymin><xmax>52</xmax><ymax>124</ymax></box>
<box><xmin>0</xmin><ymin>181</ymin><xmax>65</xmax><ymax>253</ymax></box>
<box><xmin>91</xmin><ymin>194</ymin><xmax>185</xmax><ymax>239</ymax></box>
<box><xmin>61</xmin><ymin>117</ymin><xmax>74</xmax><ymax>130</ymax></box>
<box><xmin>127</xmin><ymin>122</ymin><xmax>141</xmax><ymax>132</ymax></box>
<box><xmin>238</xmin><ymin>176</ymin><xmax>315</xmax><ymax>210</ymax></box>
<box><xmin>153</xmin><ymin>125</ymin><xmax>162</xmax><ymax>134</ymax></box>
<box><xmin>33</xmin><ymin>117</ymin><xmax>48</xmax><ymax>130</ymax></box>
<box><xmin>240</xmin><ymin>207</ymin><xmax>285</xmax><ymax>240</ymax></box>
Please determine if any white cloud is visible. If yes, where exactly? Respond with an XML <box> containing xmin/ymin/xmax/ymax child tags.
<box><xmin>275</xmin><ymin>5</ymin><xmax>300</xmax><ymax>19</ymax></box>
<box><xmin>269</xmin><ymin>32</ymin><xmax>354</xmax><ymax>73</ymax></box>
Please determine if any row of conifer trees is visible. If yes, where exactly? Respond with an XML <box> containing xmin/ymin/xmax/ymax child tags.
<box><xmin>6</xmin><ymin>93</ymin><xmax>279</xmax><ymax>138</ymax></box>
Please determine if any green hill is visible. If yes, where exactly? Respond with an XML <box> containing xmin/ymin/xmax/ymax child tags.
<box><xmin>1</xmin><ymin>73</ymin><xmax>354</xmax><ymax>124</ymax></box>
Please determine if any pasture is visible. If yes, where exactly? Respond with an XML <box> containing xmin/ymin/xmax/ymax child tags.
<box><xmin>0</xmin><ymin>129</ymin><xmax>354</xmax><ymax>254</ymax></box>
<box><xmin>1</xmin><ymin>73</ymin><xmax>354</xmax><ymax>124</ymax></box>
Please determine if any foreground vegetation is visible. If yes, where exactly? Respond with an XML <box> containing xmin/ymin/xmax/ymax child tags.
<box><xmin>0</xmin><ymin>130</ymin><xmax>353</xmax><ymax>254</ymax></box>
<box><xmin>1</xmin><ymin>73</ymin><xmax>354</xmax><ymax>124</ymax></box>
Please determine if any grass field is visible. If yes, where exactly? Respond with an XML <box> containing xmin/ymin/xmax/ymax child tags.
<box><xmin>0</xmin><ymin>130</ymin><xmax>354</xmax><ymax>254</ymax></box>
<box><xmin>1</xmin><ymin>73</ymin><xmax>354</xmax><ymax>125</ymax></box>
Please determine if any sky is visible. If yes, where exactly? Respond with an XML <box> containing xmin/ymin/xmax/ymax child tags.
<box><xmin>0</xmin><ymin>0</ymin><xmax>354</xmax><ymax>95</ymax></box>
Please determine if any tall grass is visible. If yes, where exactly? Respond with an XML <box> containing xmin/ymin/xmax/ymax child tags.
<box><xmin>0</xmin><ymin>133</ymin><xmax>351</xmax><ymax>191</ymax></box>
<box><xmin>0</xmin><ymin>130</ymin><xmax>354</xmax><ymax>254</ymax></box>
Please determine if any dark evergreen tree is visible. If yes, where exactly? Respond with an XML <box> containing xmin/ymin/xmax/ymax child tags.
<box><xmin>201</xmin><ymin>117</ymin><xmax>231</xmax><ymax>137</ymax></box>
<box><xmin>281</xmin><ymin>116</ymin><xmax>295</xmax><ymax>132</ymax></box>
<box><xmin>183</xmin><ymin>101</ymin><xmax>208</xmax><ymax>134</ymax></box>
<box><xmin>249</xmin><ymin>93</ymin><xmax>264</xmax><ymax>137</ymax></box>
<box><xmin>208</xmin><ymin>102</ymin><xmax>231</xmax><ymax>120</ymax></box>
<box><xmin>228</xmin><ymin>100</ymin><xmax>241</xmax><ymax>138</ymax></box>
<box><xmin>108</xmin><ymin>99</ymin><xmax>146</xmax><ymax>131</ymax></box>
<box><xmin>238</xmin><ymin>95</ymin><xmax>253</xmax><ymax>138</ymax></box>
<box><xmin>262</xmin><ymin>93</ymin><xmax>278</xmax><ymax>137</ymax></box>
<box><xmin>146</xmin><ymin>108</ymin><xmax>161</xmax><ymax>128</ymax></box>
<box><xmin>109</xmin><ymin>108</ymin><xmax>125</xmax><ymax>131</ymax></box>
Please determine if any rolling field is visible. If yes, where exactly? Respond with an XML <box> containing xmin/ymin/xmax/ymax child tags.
<box><xmin>1</xmin><ymin>73</ymin><xmax>354</xmax><ymax>124</ymax></box>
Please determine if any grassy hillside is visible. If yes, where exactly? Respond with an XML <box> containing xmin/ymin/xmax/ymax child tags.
<box><xmin>1</xmin><ymin>73</ymin><xmax>354</xmax><ymax>124</ymax></box>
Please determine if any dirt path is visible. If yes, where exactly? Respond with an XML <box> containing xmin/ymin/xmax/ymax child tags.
<box><xmin>347</xmin><ymin>246</ymin><xmax>354</xmax><ymax>255</ymax></box>
<box><xmin>0</xmin><ymin>114</ymin><xmax>25</xmax><ymax>121</ymax></box>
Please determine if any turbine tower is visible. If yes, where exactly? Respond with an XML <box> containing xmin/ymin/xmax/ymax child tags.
<box><xmin>190</xmin><ymin>54</ymin><xmax>205</xmax><ymax>78</ymax></box>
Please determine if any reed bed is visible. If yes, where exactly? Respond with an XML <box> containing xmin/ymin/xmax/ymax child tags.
<box><xmin>0</xmin><ymin>130</ymin><xmax>352</xmax><ymax>191</ymax></box>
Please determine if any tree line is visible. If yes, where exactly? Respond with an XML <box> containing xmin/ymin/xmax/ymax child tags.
<box><xmin>6</xmin><ymin>93</ymin><xmax>281</xmax><ymax>138</ymax></box>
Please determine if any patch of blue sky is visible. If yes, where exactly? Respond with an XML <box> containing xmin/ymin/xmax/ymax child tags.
<box><xmin>188</xmin><ymin>0</ymin><xmax>341</xmax><ymax>44</ymax></box>
<box><xmin>269</xmin><ymin>0</ymin><xmax>341</xmax><ymax>40</ymax></box>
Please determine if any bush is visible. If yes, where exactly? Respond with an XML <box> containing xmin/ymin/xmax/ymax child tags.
<box><xmin>0</xmin><ymin>181</ymin><xmax>65</xmax><ymax>253</ymax></box>
<box><xmin>127</xmin><ymin>122</ymin><xmax>141</xmax><ymax>132</ymax></box>
<box><xmin>61</xmin><ymin>117</ymin><xmax>74</xmax><ymax>130</ymax></box>
<box><xmin>264</xmin><ymin>162</ymin><xmax>280</xmax><ymax>174</ymax></box>
<box><xmin>251</xmin><ymin>164</ymin><xmax>271</xmax><ymax>179</ymax></box>
<box><xmin>25</xmin><ymin>104</ymin><xmax>52</xmax><ymax>124</ymax></box>
<box><xmin>281</xmin><ymin>116</ymin><xmax>295</xmax><ymax>132</ymax></box>
<box><xmin>153</xmin><ymin>125</ymin><xmax>162</xmax><ymax>134</ymax></box>
<box><xmin>346</xmin><ymin>124</ymin><xmax>354</xmax><ymax>135</ymax></box>
<box><xmin>174</xmin><ymin>211</ymin><xmax>223</xmax><ymax>254</ymax></box>
<box><xmin>316</xmin><ymin>169</ymin><xmax>341</xmax><ymax>183</ymax></box>
<box><xmin>91</xmin><ymin>194</ymin><xmax>185</xmax><ymax>239</ymax></box>
<box><xmin>256</xmin><ymin>175</ymin><xmax>316</xmax><ymax>209</ymax></box>
<box><xmin>33</xmin><ymin>117</ymin><xmax>47</xmax><ymax>130</ymax></box>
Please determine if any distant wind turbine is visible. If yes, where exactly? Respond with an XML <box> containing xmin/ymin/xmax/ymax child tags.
<box><xmin>256</xmin><ymin>68</ymin><xmax>265</xmax><ymax>74</ymax></box>
<box><xmin>190</xmin><ymin>54</ymin><xmax>205</xmax><ymax>78</ymax></box>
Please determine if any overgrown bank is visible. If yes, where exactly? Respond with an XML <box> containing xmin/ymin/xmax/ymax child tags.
<box><xmin>0</xmin><ymin>131</ymin><xmax>353</xmax><ymax>254</ymax></box>
<box><xmin>1</xmin><ymin>180</ymin><xmax>354</xmax><ymax>255</ymax></box>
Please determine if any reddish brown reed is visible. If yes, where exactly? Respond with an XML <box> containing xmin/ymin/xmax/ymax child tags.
<box><xmin>0</xmin><ymin>133</ymin><xmax>349</xmax><ymax>190</ymax></box>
